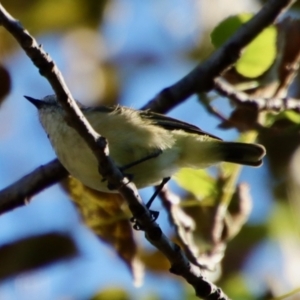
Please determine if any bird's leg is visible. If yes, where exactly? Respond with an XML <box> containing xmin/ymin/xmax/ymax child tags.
<box><xmin>119</xmin><ymin>149</ymin><xmax>162</xmax><ymax>172</ymax></box>
<box><xmin>132</xmin><ymin>177</ymin><xmax>170</xmax><ymax>231</ymax></box>
<box><xmin>146</xmin><ymin>177</ymin><xmax>170</xmax><ymax>209</ymax></box>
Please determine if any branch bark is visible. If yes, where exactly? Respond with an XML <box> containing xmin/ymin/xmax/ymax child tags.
<box><xmin>0</xmin><ymin>4</ymin><xmax>229</xmax><ymax>299</ymax></box>
<box><xmin>214</xmin><ymin>78</ymin><xmax>300</xmax><ymax>113</ymax></box>
<box><xmin>142</xmin><ymin>0</ymin><xmax>296</xmax><ymax>113</ymax></box>
<box><xmin>0</xmin><ymin>160</ymin><xmax>67</xmax><ymax>215</ymax></box>
<box><xmin>0</xmin><ymin>0</ymin><xmax>294</xmax><ymax>214</ymax></box>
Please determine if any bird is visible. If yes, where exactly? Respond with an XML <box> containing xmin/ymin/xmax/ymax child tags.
<box><xmin>25</xmin><ymin>95</ymin><xmax>266</xmax><ymax>194</ymax></box>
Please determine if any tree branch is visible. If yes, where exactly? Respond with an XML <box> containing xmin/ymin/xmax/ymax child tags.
<box><xmin>0</xmin><ymin>0</ymin><xmax>294</xmax><ymax>213</ymax></box>
<box><xmin>142</xmin><ymin>0</ymin><xmax>295</xmax><ymax>113</ymax></box>
<box><xmin>0</xmin><ymin>4</ymin><xmax>121</xmax><ymax>184</ymax></box>
<box><xmin>0</xmin><ymin>4</ymin><xmax>230</xmax><ymax>299</ymax></box>
<box><xmin>0</xmin><ymin>4</ymin><xmax>147</xmax><ymax>220</ymax></box>
<box><xmin>214</xmin><ymin>78</ymin><xmax>300</xmax><ymax>113</ymax></box>
<box><xmin>0</xmin><ymin>159</ymin><xmax>67</xmax><ymax>215</ymax></box>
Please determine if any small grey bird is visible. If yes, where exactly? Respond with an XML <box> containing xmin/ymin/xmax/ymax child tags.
<box><xmin>25</xmin><ymin>95</ymin><xmax>266</xmax><ymax>193</ymax></box>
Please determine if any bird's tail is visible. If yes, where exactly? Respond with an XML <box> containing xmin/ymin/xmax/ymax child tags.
<box><xmin>216</xmin><ymin>142</ymin><xmax>266</xmax><ymax>167</ymax></box>
<box><xmin>179</xmin><ymin>136</ymin><xmax>266</xmax><ymax>168</ymax></box>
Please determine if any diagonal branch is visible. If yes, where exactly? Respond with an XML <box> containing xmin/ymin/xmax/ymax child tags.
<box><xmin>0</xmin><ymin>4</ymin><xmax>123</xmax><ymax>187</ymax></box>
<box><xmin>0</xmin><ymin>4</ymin><xmax>146</xmax><ymax>220</ymax></box>
<box><xmin>0</xmin><ymin>0</ymin><xmax>294</xmax><ymax>212</ymax></box>
<box><xmin>0</xmin><ymin>4</ymin><xmax>229</xmax><ymax>299</ymax></box>
<box><xmin>0</xmin><ymin>3</ymin><xmax>157</xmax><ymax>256</ymax></box>
<box><xmin>143</xmin><ymin>0</ymin><xmax>296</xmax><ymax>113</ymax></box>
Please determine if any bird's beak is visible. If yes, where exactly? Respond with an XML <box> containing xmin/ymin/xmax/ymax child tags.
<box><xmin>24</xmin><ymin>96</ymin><xmax>43</xmax><ymax>109</ymax></box>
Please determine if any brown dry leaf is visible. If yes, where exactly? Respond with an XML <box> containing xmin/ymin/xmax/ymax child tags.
<box><xmin>62</xmin><ymin>177</ymin><xmax>144</xmax><ymax>284</ymax></box>
<box><xmin>168</xmin><ymin>198</ymin><xmax>226</xmax><ymax>271</ymax></box>
<box><xmin>218</xmin><ymin>102</ymin><xmax>259</xmax><ymax>131</ymax></box>
<box><xmin>0</xmin><ymin>232</ymin><xmax>77</xmax><ymax>281</ymax></box>
<box><xmin>219</xmin><ymin>183</ymin><xmax>253</xmax><ymax>243</ymax></box>
<box><xmin>138</xmin><ymin>249</ymin><xmax>170</xmax><ymax>273</ymax></box>
<box><xmin>0</xmin><ymin>64</ymin><xmax>11</xmax><ymax>104</ymax></box>
<box><xmin>0</xmin><ymin>0</ymin><xmax>108</xmax><ymax>32</ymax></box>
<box><xmin>159</xmin><ymin>183</ymin><xmax>229</xmax><ymax>271</ymax></box>
<box><xmin>276</xmin><ymin>18</ymin><xmax>300</xmax><ymax>97</ymax></box>
<box><xmin>0</xmin><ymin>1</ymin><xmax>109</xmax><ymax>54</ymax></box>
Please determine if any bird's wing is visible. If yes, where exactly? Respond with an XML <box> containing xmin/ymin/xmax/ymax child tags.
<box><xmin>139</xmin><ymin>110</ymin><xmax>222</xmax><ymax>141</ymax></box>
<box><xmin>88</xmin><ymin>105</ymin><xmax>222</xmax><ymax>141</ymax></box>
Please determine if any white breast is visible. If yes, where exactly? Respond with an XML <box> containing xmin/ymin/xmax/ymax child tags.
<box><xmin>39</xmin><ymin>106</ymin><xmax>181</xmax><ymax>192</ymax></box>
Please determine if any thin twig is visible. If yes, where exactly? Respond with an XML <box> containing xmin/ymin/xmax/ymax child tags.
<box><xmin>199</xmin><ymin>93</ymin><xmax>230</xmax><ymax>122</ymax></box>
<box><xmin>214</xmin><ymin>78</ymin><xmax>300</xmax><ymax>112</ymax></box>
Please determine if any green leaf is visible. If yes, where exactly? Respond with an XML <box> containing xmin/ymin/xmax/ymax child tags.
<box><xmin>211</xmin><ymin>13</ymin><xmax>277</xmax><ymax>78</ymax></box>
<box><xmin>268</xmin><ymin>202</ymin><xmax>300</xmax><ymax>237</ymax></box>
<box><xmin>278</xmin><ymin>110</ymin><xmax>300</xmax><ymax>124</ymax></box>
<box><xmin>222</xmin><ymin>274</ymin><xmax>253</xmax><ymax>300</ymax></box>
<box><xmin>91</xmin><ymin>288</ymin><xmax>131</xmax><ymax>300</ymax></box>
<box><xmin>174</xmin><ymin>168</ymin><xmax>216</xmax><ymax>199</ymax></box>
<box><xmin>211</xmin><ymin>13</ymin><xmax>252</xmax><ymax>48</ymax></box>
<box><xmin>266</xmin><ymin>110</ymin><xmax>300</xmax><ymax>127</ymax></box>
<box><xmin>236</xmin><ymin>26</ymin><xmax>277</xmax><ymax>78</ymax></box>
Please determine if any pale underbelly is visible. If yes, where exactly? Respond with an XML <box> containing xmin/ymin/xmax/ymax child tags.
<box><xmin>60</xmin><ymin>147</ymin><xmax>180</xmax><ymax>192</ymax></box>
